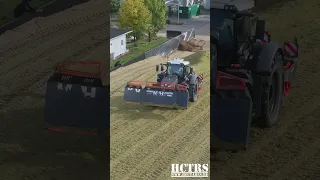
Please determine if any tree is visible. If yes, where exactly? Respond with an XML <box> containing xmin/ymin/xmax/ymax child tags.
<box><xmin>144</xmin><ymin>0</ymin><xmax>167</xmax><ymax>40</ymax></box>
<box><xmin>110</xmin><ymin>0</ymin><xmax>121</xmax><ymax>15</ymax></box>
<box><xmin>118</xmin><ymin>0</ymin><xmax>151</xmax><ymax>42</ymax></box>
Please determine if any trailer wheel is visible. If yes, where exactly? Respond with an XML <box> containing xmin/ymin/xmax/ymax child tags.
<box><xmin>259</xmin><ymin>51</ymin><xmax>283</xmax><ymax>127</ymax></box>
<box><xmin>189</xmin><ymin>83</ymin><xmax>198</xmax><ymax>102</ymax></box>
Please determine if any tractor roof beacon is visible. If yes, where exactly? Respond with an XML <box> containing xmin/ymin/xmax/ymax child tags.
<box><xmin>211</xmin><ymin>0</ymin><xmax>300</xmax><ymax>152</ymax></box>
<box><xmin>124</xmin><ymin>58</ymin><xmax>203</xmax><ymax>109</ymax></box>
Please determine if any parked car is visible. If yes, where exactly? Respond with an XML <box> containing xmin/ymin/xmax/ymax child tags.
<box><xmin>126</xmin><ymin>35</ymin><xmax>134</xmax><ymax>43</ymax></box>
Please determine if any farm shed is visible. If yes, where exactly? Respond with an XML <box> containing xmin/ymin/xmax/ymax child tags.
<box><xmin>110</xmin><ymin>27</ymin><xmax>132</xmax><ymax>60</ymax></box>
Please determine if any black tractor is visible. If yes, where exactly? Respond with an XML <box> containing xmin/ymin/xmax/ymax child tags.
<box><xmin>156</xmin><ymin>58</ymin><xmax>203</xmax><ymax>102</ymax></box>
<box><xmin>124</xmin><ymin>58</ymin><xmax>203</xmax><ymax>109</ymax></box>
<box><xmin>211</xmin><ymin>4</ymin><xmax>299</xmax><ymax>151</ymax></box>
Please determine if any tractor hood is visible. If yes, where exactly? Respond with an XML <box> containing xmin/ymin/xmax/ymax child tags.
<box><xmin>161</xmin><ymin>75</ymin><xmax>179</xmax><ymax>84</ymax></box>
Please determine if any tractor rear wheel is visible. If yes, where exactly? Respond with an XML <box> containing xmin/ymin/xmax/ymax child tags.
<box><xmin>189</xmin><ymin>83</ymin><xmax>198</xmax><ymax>102</ymax></box>
<box><xmin>258</xmin><ymin>51</ymin><xmax>283</xmax><ymax>127</ymax></box>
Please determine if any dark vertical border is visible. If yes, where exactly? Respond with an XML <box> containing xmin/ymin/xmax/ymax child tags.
<box><xmin>209</xmin><ymin>4</ymin><xmax>216</xmax><ymax>180</ymax></box>
<box><xmin>0</xmin><ymin>0</ymin><xmax>110</xmax><ymax>179</ymax></box>
<box><xmin>209</xmin><ymin>5</ymin><xmax>213</xmax><ymax>179</ymax></box>
<box><xmin>106</xmin><ymin>1</ymin><xmax>111</xmax><ymax>179</ymax></box>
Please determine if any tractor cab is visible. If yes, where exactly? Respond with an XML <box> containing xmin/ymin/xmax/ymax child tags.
<box><xmin>211</xmin><ymin>0</ymin><xmax>255</xmax><ymax>41</ymax></box>
<box><xmin>167</xmin><ymin>63</ymin><xmax>187</xmax><ymax>77</ymax></box>
<box><xmin>156</xmin><ymin>58</ymin><xmax>193</xmax><ymax>84</ymax></box>
<box><xmin>211</xmin><ymin>0</ymin><xmax>256</xmax><ymax>66</ymax></box>
<box><xmin>210</xmin><ymin>0</ymin><xmax>254</xmax><ymax>59</ymax></box>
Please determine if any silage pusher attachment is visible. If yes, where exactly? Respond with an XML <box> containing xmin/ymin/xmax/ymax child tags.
<box><xmin>124</xmin><ymin>80</ymin><xmax>190</xmax><ymax>109</ymax></box>
<box><xmin>44</xmin><ymin>61</ymin><xmax>109</xmax><ymax>135</ymax></box>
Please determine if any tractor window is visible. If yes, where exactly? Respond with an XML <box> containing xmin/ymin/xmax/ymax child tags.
<box><xmin>185</xmin><ymin>66</ymin><xmax>190</xmax><ymax>74</ymax></box>
<box><xmin>235</xmin><ymin>17</ymin><xmax>247</xmax><ymax>41</ymax></box>
<box><xmin>168</xmin><ymin>64</ymin><xmax>184</xmax><ymax>77</ymax></box>
<box><xmin>211</xmin><ymin>9</ymin><xmax>233</xmax><ymax>30</ymax></box>
<box><xmin>211</xmin><ymin>9</ymin><xmax>234</xmax><ymax>45</ymax></box>
<box><xmin>220</xmin><ymin>25</ymin><xmax>233</xmax><ymax>44</ymax></box>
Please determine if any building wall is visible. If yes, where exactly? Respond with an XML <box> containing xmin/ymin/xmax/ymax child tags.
<box><xmin>110</xmin><ymin>34</ymin><xmax>127</xmax><ymax>60</ymax></box>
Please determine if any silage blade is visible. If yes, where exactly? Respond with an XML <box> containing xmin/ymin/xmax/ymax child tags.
<box><xmin>139</xmin><ymin>82</ymin><xmax>189</xmax><ymax>109</ymax></box>
<box><xmin>124</xmin><ymin>80</ymin><xmax>143</xmax><ymax>104</ymax></box>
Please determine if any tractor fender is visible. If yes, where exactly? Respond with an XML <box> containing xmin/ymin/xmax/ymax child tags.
<box><xmin>189</xmin><ymin>75</ymin><xmax>198</xmax><ymax>85</ymax></box>
<box><xmin>255</xmin><ymin>42</ymin><xmax>282</xmax><ymax>72</ymax></box>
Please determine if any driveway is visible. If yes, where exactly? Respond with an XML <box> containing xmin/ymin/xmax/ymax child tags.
<box><xmin>157</xmin><ymin>10</ymin><xmax>210</xmax><ymax>37</ymax></box>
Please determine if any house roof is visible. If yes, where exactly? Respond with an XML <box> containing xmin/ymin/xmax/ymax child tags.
<box><xmin>110</xmin><ymin>28</ymin><xmax>132</xmax><ymax>40</ymax></box>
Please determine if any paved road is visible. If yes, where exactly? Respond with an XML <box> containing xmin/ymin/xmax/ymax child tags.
<box><xmin>157</xmin><ymin>11</ymin><xmax>210</xmax><ymax>37</ymax></box>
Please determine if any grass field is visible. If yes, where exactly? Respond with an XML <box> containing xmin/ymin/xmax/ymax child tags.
<box><xmin>0</xmin><ymin>0</ymin><xmax>52</xmax><ymax>24</ymax></box>
<box><xmin>110</xmin><ymin>37</ymin><xmax>167</xmax><ymax>69</ymax></box>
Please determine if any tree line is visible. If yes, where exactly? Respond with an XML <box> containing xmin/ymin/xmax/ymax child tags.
<box><xmin>111</xmin><ymin>0</ymin><xmax>168</xmax><ymax>42</ymax></box>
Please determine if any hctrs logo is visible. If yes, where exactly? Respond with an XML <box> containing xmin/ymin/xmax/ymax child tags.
<box><xmin>171</xmin><ymin>164</ymin><xmax>209</xmax><ymax>178</ymax></box>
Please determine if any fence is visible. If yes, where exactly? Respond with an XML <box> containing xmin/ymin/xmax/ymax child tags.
<box><xmin>110</xmin><ymin>28</ymin><xmax>196</xmax><ymax>72</ymax></box>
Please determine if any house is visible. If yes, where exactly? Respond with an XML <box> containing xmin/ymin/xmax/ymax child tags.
<box><xmin>110</xmin><ymin>28</ymin><xmax>132</xmax><ymax>60</ymax></box>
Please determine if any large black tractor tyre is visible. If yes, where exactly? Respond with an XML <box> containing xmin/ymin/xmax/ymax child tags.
<box><xmin>258</xmin><ymin>51</ymin><xmax>283</xmax><ymax>127</ymax></box>
<box><xmin>189</xmin><ymin>83</ymin><xmax>198</xmax><ymax>102</ymax></box>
